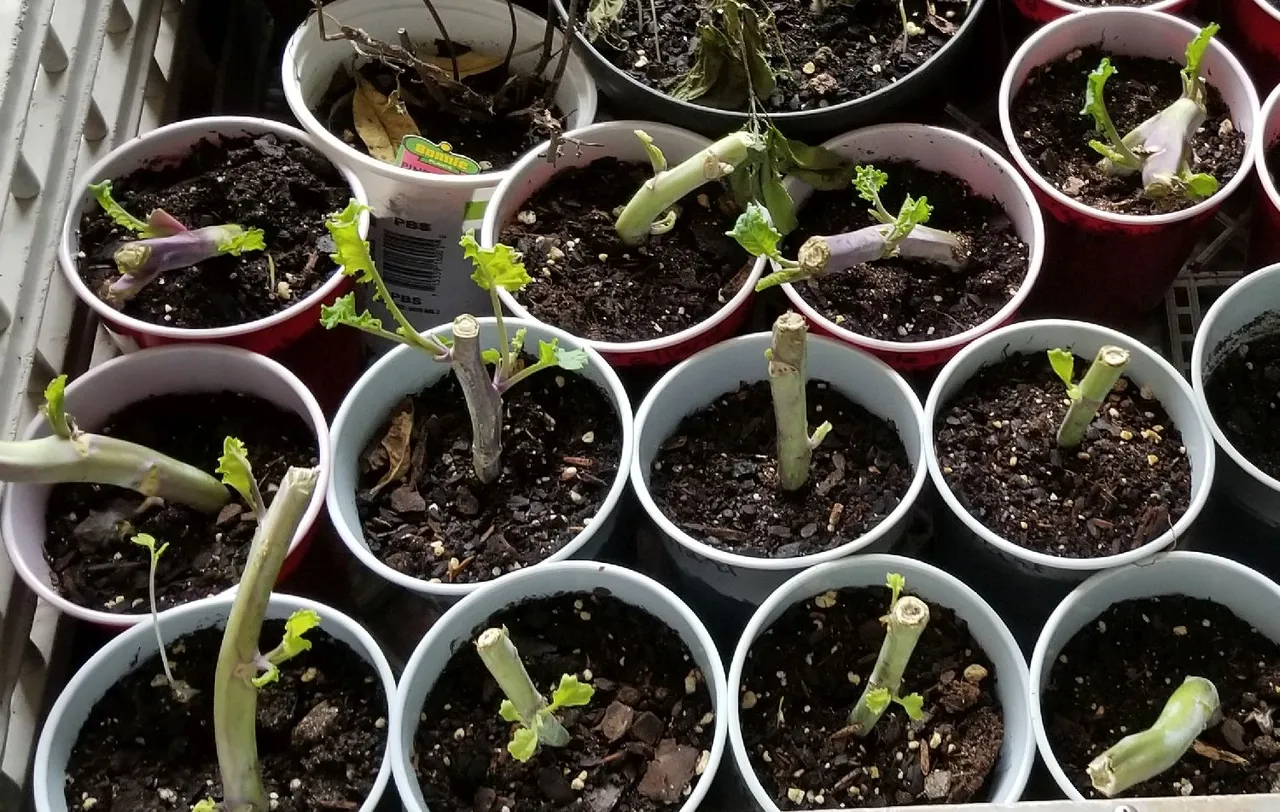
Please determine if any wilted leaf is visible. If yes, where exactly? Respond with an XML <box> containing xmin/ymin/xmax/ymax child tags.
<box><xmin>586</xmin><ymin>0</ymin><xmax>626</xmax><ymax>41</ymax></box>
<box><xmin>370</xmin><ymin>400</ymin><xmax>414</xmax><ymax>496</ymax></box>
<box><xmin>351</xmin><ymin>75</ymin><xmax>420</xmax><ymax>164</ymax></box>
<box><xmin>424</xmin><ymin>50</ymin><xmax>505</xmax><ymax>78</ymax></box>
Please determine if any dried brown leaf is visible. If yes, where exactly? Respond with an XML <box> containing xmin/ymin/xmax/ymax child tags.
<box><xmin>1192</xmin><ymin>739</ymin><xmax>1250</xmax><ymax>765</ymax></box>
<box><xmin>370</xmin><ymin>400</ymin><xmax>414</xmax><ymax>496</ymax></box>
<box><xmin>351</xmin><ymin>75</ymin><xmax>419</xmax><ymax>164</ymax></box>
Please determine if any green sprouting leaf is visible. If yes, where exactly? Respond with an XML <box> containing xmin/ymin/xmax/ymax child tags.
<box><xmin>43</xmin><ymin>374</ymin><xmax>73</xmax><ymax>439</ymax></box>
<box><xmin>325</xmin><ymin>200</ymin><xmax>377</xmax><ymax>283</ymax></box>
<box><xmin>191</xmin><ymin>799</ymin><xmax>219</xmax><ymax>812</ymax></box>
<box><xmin>1082</xmin><ymin>58</ymin><xmax>1115</xmax><ymax>128</ymax></box>
<box><xmin>320</xmin><ymin>293</ymin><xmax>386</xmax><ymax>332</ymax></box>
<box><xmin>251</xmin><ymin>663</ymin><xmax>280</xmax><ymax>689</ymax></box>
<box><xmin>1182</xmin><ymin>23</ymin><xmax>1220</xmax><ymax>87</ymax></box>
<box><xmin>885</xmin><ymin>195</ymin><xmax>932</xmax><ymax>248</ymax></box>
<box><xmin>549</xmin><ymin>674</ymin><xmax>596</xmax><ymax>710</ymax></box>
<box><xmin>131</xmin><ymin>533</ymin><xmax>169</xmax><ymax>564</ymax></box>
<box><xmin>216</xmin><ymin>437</ymin><xmax>260</xmax><ymax>513</ymax></box>
<box><xmin>864</xmin><ymin>687</ymin><xmax>891</xmax><ymax>716</ymax></box>
<box><xmin>1181</xmin><ymin>171</ymin><xmax>1219</xmax><ymax>200</ymax></box>
<box><xmin>216</xmin><ymin>226</ymin><xmax>267</xmax><ymax>257</ymax></box>
<box><xmin>726</xmin><ymin>202</ymin><xmax>783</xmax><ymax>260</ymax></box>
<box><xmin>510</xmin><ymin>327</ymin><xmax>528</xmax><ymax>358</ymax></box>
<box><xmin>277</xmin><ymin>608</ymin><xmax>321</xmax><ymax>662</ymax></box>
<box><xmin>886</xmin><ymin>573</ymin><xmax>905</xmax><ymax>607</ymax></box>
<box><xmin>896</xmin><ymin>692</ymin><xmax>925</xmax><ymax>721</ymax></box>
<box><xmin>585</xmin><ymin>0</ymin><xmax>625</xmax><ymax>40</ymax></box>
<box><xmin>88</xmin><ymin>180</ymin><xmax>152</xmax><ymax>236</ymax></box>
<box><xmin>853</xmin><ymin>165</ymin><xmax>889</xmax><ymax>206</ymax></box>
<box><xmin>1088</xmin><ymin>138</ymin><xmax>1133</xmax><ymax>165</ymax></box>
<box><xmin>635</xmin><ymin>130</ymin><xmax>667</xmax><ymax>175</ymax></box>
<box><xmin>552</xmin><ymin>343</ymin><xmax>590</xmax><ymax>372</ymax></box>
<box><xmin>460</xmin><ymin>231</ymin><xmax>532</xmax><ymax>292</ymax></box>
<box><xmin>499</xmin><ymin>699</ymin><xmax>521</xmax><ymax>723</ymax></box>
<box><xmin>482</xmin><ymin>348</ymin><xmax>503</xmax><ymax>365</ymax></box>
<box><xmin>1047</xmin><ymin>348</ymin><xmax>1077</xmax><ymax>396</ymax></box>
<box><xmin>508</xmin><ymin>726</ymin><xmax>539</xmax><ymax>762</ymax></box>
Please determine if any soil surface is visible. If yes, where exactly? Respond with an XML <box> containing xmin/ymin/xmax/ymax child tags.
<box><xmin>1010</xmin><ymin>48</ymin><xmax>1246</xmax><ymax>216</ymax></box>
<box><xmin>44</xmin><ymin>392</ymin><xmax>317</xmax><ymax>613</ymax></box>
<box><xmin>65</xmin><ymin>622</ymin><xmax>388</xmax><ymax>812</ymax></box>
<box><xmin>783</xmin><ymin>161</ymin><xmax>1029</xmax><ymax>342</ymax></box>
<box><xmin>739</xmin><ymin>585</ymin><xmax>1005</xmax><ymax>807</ymax></box>
<box><xmin>415</xmin><ymin>590</ymin><xmax>715</xmax><ymax>812</ymax></box>
<box><xmin>934</xmin><ymin>351</ymin><xmax>1192</xmax><ymax>558</ymax></box>
<box><xmin>1044</xmin><ymin>595</ymin><xmax>1280</xmax><ymax>798</ymax></box>
<box><xmin>498</xmin><ymin>157</ymin><xmax>752</xmax><ymax>343</ymax></box>
<box><xmin>648</xmin><ymin>380</ymin><xmax>912</xmax><ymax>558</ymax></box>
<box><xmin>1203</xmin><ymin>327</ymin><xmax>1280</xmax><ymax>480</ymax></box>
<box><xmin>77</xmin><ymin>134</ymin><xmax>350</xmax><ymax>329</ymax></box>
<box><xmin>317</xmin><ymin>53</ymin><xmax>563</xmax><ymax>170</ymax></box>
<box><xmin>357</xmin><ymin>365</ymin><xmax>621</xmax><ymax>585</ymax></box>
<box><xmin>581</xmin><ymin>0</ymin><xmax>972</xmax><ymax>112</ymax></box>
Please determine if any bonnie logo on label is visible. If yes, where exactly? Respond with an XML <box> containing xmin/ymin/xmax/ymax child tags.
<box><xmin>396</xmin><ymin>135</ymin><xmax>482</xmax><ymax>175</ymax></box>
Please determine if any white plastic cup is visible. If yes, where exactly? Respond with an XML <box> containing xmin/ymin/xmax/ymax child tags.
<box><xmin>283</xmin><ymin>0</ymin><xmax>598</xmax><ymax>334</ymax></box>
<box><xmin>58</xmin><ymin>116</ymin><xmax>369</xmax><ymax>354</ymax></box>
<box><xmin>1</xmin><ymin>345</ymin><xmax>331</xmax><ymax>628</ymax></box>
<box><xmin>32</xmin><ymin>593</ymin><xmax>397</xmax><ymax>812</ymax></box>
<box><xmin>1010</xmin><ymin>0</ymin><xmax>1192</xmax><ymax>24</ymax></box>
<box><xmin>327</xmin><ymin>317</ymin><xmax>633</xmax><ymax>603</ymax></box>
<box><xmin>481</xmin><ymin>120</ymin><xmax>764</xmax><ymax>367</ymax></box>
<box><xmin>1191</xmin><ymin>261</ymin><xmax>1280</xmax><ymax>527</ymax></box>
<box><xmin>728</xmin><ymin>553</ymin><xmax>1035</xmax><ymax>810</ymax></box>
<box><xmin>631</xmin><ymin>331</ymin><xmax>929</xmax><ymax>606</ymax></box>
<box><xmin>1030</xmin><ymin>551</ymin><xmax>1280</xmax><ymax>800</ymax></box>
<box><xmin>779</xmin><ymin>123</ymin><xmax>1045</xmax><ymax>372</ymax></box>
<box><xmin>390</xmin><ymin>560</ymin><xmax>728</xmax><ymax>812</ymax></box>
<box><xmin>925</xmin><ymin>319</ymin><xmax>1216</xmax><ymax>582</ymax></box>
<box><xmin>1248</xmin><ymin>84</ymin><xmax>1280</xmax><ymax>269</ymax></box>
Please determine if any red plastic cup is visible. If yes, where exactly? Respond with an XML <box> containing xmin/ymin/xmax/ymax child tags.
<box><xmin>777</xmin><ymin>123</ymin><xmax>1045</xmax><ymax>372</ymax></box>
<box><xmin>1248</xmin><ymin>84</ymin><xmax>1280</xmax><ymax>270</ymax></box>
<box><xmin>1009</xmin><ymin>0</ymin><xmax>1193</xmax><ymax>25</ymax></box>
<box><xmin>58</xmin><ymin>117</ymin><xmax>369</xmax><ymax>355</ymax></box>
<box><xmin>1223</xmin><ymin>0</ymin><xmax>1280</xmax><ymax>93</ymax></box>
<box><xmin>481</xmin><ymin>120</ymin><xmax>763</xmax><ymax>368</ymax></box>
<box><xmin>998</xmin><ymin>8</ymin><xmax>1259</xmax><ymax>325</ymax></box>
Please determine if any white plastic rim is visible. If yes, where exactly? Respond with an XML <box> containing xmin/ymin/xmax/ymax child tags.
<box><xmin>282</xmin><ymin>0</ymin><xmax>598</xmax><ymax>191</ymax></box>
<box><xmin>1255</xmin><ymin>83</ymin><xmax>1280</xmax><ymax>219</ymax></box>
<box><xmin>925</xmin><ymin>318</ymin><xmax>1216</xmax><ymax>575</ymax></box>
<box><xmin>33</xmin><ymin>592</ymin><xmax>397</xmax><ymax>812</ymax></box>
<box><xmin>481</xmin><ymin>120</ymin><xmax>765</xmax><ymax>359</ymax></box>
<box><xmin>1030</xmin><ymin>551</ymin><xmax>1280</xmax><ymax>800</ymax></box>
<box><xmin>780</xmin><ymin>123</ymin><xmax>1045</xmax><ymax>361</ymax></box>
<box><xmin>728</xmin><ymin>553</ymin><xmax>1035</xmax><ymax>810</ymax></box>
<box><xmin>57</xmin><ymin>116</ymin><xmax>370</xmax><ymax>342</ymax></box>
<box><xmin>1034</xmin><ymin>0</ymin><xmax>1187</xmax><ymax>13</ymax></box>
<box><xmin>631</xmin><ymin>331</ymin><xmax>929</xmax><ymax>576</ymax></box>
<box><xmin>1190</xmin><ymin>261</ymin><xmax>1280</xmax><ymax>515</ymax></box>
<box><xmin>1</xmin><ymin>345</ymin><xmax>331</xmax><ymax>627</ymax></box>
<box><xmin>998</xmin><ymin>7</ymin><xmax>1260</xmax><ymax>226</ymax></box>
<box><xmin>328</xmin><ymin>317</ymin><xmax>633</xmax><ymax>599</ymax></box>
<box><xmin>390</xmin><ymin>560</ymin><xmax>728</xmax><ymax>812</ymax></box>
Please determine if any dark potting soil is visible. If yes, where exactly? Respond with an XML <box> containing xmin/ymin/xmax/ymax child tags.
<box><xmin>318</xmin><ymin>56</ymin><xmax>563</xmax><ymax>170</ymax></box>
<box><xmin>415</xmin><ymin>590</ymin><xmax>715</xmax><ymax>812</ymax></box>
<box><xmin>648</xmin><ymin>380</ymin><xmax>912</xmax><ymax>558</ymax></box>
<box><xmin>783</xmin><ymin>161</ymin><xmax>1029</xmax><ymax>342</ymax></box>
<box><xmin>77</xmin><ymin>134</ymin><xmax>350</xmax><ymax>329</ymax></box>
<box><xmin>582</xmin><ymin>0</ymin><xmax>972</xmax><ymax>112</ymax></box>
<box><xmin>357</xmin><ymin>366</ymin><xmax>621</xmax><ymax>585</ymax></box>
<box><xmin>739</xmin><ymin>585</ymin><xmax>1004</xmax><ymax>807</ymax></box>
<box><xmin>1202</xmin><ymin>326</ymin><xmax>1280</xmax><ymax>481</ymax></box>
<box><xmin>44</xmin><ymin>392</ymin><xmax>317</xmax><ymax>613</ymax></box>
<box><xmin>1044</xmin><ymin>596</ymin><xmax>1280</xmax><ymax>798</ymax></box>
<box><xmin>933</xmin><ymin>351</ymin><xmax>1192</xmax><ymax>558</ymax></box>
<box><xmin>64</xmin><ymin>622</ymin><xmax>388</xmax><ymax>812</ymax></box>
<box><xmin>1010</xmin><ymin>48</ymin><xmax>1246</xmax><ymax>216</ymax></box>
<box><xmin>497</xmin><ymin>157</ymin><xmax>752</xmax><ymax>343</ymax></box>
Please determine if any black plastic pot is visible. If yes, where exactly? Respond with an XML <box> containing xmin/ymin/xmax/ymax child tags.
<box><xmin>552</xmin><ymin>0</ymin><xmax>991</xmax><ymax>140</ymax></box>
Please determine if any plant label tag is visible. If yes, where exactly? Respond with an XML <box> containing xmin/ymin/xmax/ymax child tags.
<box><xmin>396</xmin><ymin>136</ymin><xmax>482</xmax><ymax>175</ymax></box>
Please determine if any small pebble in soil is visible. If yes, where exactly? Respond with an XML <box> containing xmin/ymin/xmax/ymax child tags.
<box><xmin>934</xmin><ymin>351</ymin><xmax>1192</xmax><ymax>557</ymax></box>
<box><xmin>1044</xmin><ymin>595</ymin><xmax>1280</xmax><ymax>798</ymax></box>
<box><xmin>1202</xmin><ymin>323</ymin><xmax>1280</xmax><ymax>480</ymax></box>
<box><xmin>649</xmin><ymin>380</ymin><xmax>911</xmax><ymax>558</ymax></box>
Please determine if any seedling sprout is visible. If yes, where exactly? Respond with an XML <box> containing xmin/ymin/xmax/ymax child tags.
<box><xmin>1047</xmin><ymin>346</ymin><xmax>1132</xmax><ymax>448</ymax></box>
<box><xmin>1087</xmin><ymin>676</ymin><xmax>1220</xmax><ymax>796</ymax></box>
<box><xmin>88</xmin><ymin>181</ymin><xmax>265</xmax><ymax>307</ymax></box>
<box><xmin>1081</xmin><ymin>24</ymin><xmax>1222</xmax><ymax>201</ymax></box>
<box><xmin>766</xmin><ymin>312</ymin><xmax>831</xmax><ymax>491</ymax></box>
<box><xmin>848</xmin><ymin>573</ymin><xmax>929</xmax><ymax>736</ymax></box>
<box><xmin>319</xmin><ymin>200</ymin><xmax>587</xmax><ymax>484</ymax></box>
<box><xmin>131</xmin><ymin>533</ymin><xmax>198</xmax><ymax>702</ymax></box>
<box><xmin>476</xmin><ymin>626</ymin><xmax>595</xmax><ymax>761</ymax></box>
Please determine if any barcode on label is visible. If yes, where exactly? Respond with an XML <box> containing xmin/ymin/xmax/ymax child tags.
<box><xmin>378</xmin><ymin>229</ymin><xmax>444</xmax><ymax>292</ymax></box>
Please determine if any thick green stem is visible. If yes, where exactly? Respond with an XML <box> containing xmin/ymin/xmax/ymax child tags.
<box><xmin>614</xmin><ymin>131</ymin><xmax>757</xmax><ymax>245</ymax></box>
<box><xmin>450</xmin><ymin>315</ymin><xmax>504</xmax><ymax>484</ymax></box>
<box><xmin>476</xmin><ymin>626</ymin><xmax>570</xmax><ymax>747</ymax></box>
<box><xmin>213</xmin><ymin>467</ymin><xmax>320</xmax><ymax>812</ymax></box>
<box><xmin>849</xmin><ymin>595</ymin><xmax>930</xmax><ymax>735</ymax></box>
<box><xmin>0</xmin><ymin>434</ymin><xmax>228</xmax><ymax>513</ymax></box>
<box><xmin>1056</xmin><ymin>345</ymin><xmax>1130</xmax><ymax>448</ymax></box>
<box><xmin>1087</xmin><ymin>676</ymin><xmax>1220</xmax><ymax>797</ymax></box>
<box><xmin>768</xmin><ymin>313</ymin><xmax>830</xmax><ymax>491</ymax></box>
